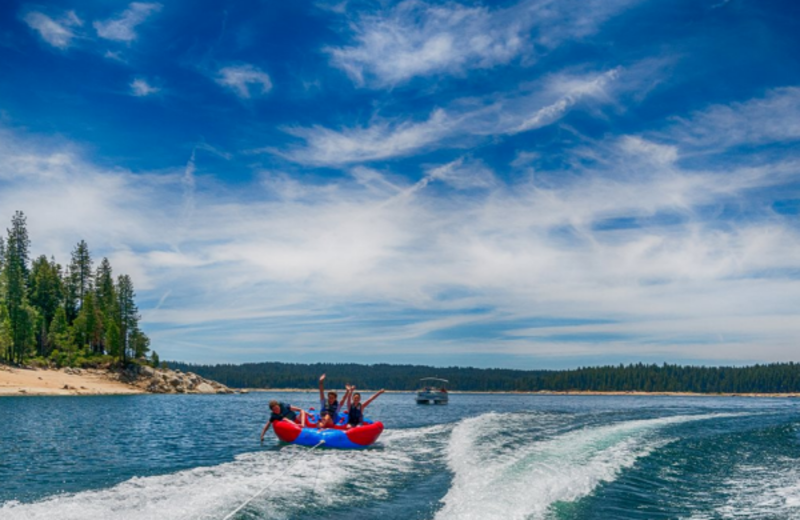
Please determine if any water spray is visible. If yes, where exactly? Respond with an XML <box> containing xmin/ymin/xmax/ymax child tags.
<box><xmin>221</xmin><ymin>440</ymin><xmax>325</xmax><ymax>520</ymax></box>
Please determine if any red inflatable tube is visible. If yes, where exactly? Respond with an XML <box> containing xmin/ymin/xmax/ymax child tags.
<box><xmin>272</xmin><ymin>420</ymin><xmax>384</xmax><ymax>449</ymax></box>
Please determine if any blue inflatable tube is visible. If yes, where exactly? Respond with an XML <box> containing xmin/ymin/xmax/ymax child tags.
<box><xmin>272</xmin><ymin>412</ymin><xmax>384</xmax><ymax>449</ymax></box>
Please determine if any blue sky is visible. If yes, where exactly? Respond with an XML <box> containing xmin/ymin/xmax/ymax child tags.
<box><xmin>2</xmin><ymin>0</ymin><xmax>800</xmax><ymax>368</ymax></box>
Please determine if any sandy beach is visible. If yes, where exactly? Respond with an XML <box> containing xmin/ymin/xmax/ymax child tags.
<box><xmin>0</xmin><ymin>365</ymin><xmax>144</xmax><ymax>396</ymax></box>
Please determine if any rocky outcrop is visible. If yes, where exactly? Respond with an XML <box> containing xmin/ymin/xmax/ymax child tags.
<box><xmin>115</xmin><ymin>365</ymin><xmax>234</xmax><ymax>394</ymax></box>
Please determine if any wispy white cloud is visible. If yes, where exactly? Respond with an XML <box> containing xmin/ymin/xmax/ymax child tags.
<box><xmin>104</xmin><ymin>50</ymin><xmax>126</xmax><ymax>62</ymax></box>
<box><xmin>94</xmin><ymin>2</ymin><xmax>162</xmax><ymax>42</ymax></box>
<box><xmin>23</xmin><ymin>10</ymin><xmax>83</xmax><ymax>49</ymax></box>
<box><xmin>426</xmin><ymin>157</ymin><xmax>496</xmax><ymax>190</ymax></box>
<box><xmin>328</xmin><ymin>0</ymin><xmax>639</xmax><ymax>87</ymax></box>
<box><xmin>130</xmin><ymin>77</ymin><xmax>160</xmax><ymax>97</ymax></box>
<box><xmin>278</xmin><ymin>67</ymin><xmax>625</xmax><ymax>165</ymax></box>
<box><xmin>664</xmin><ymin>86</ymin><xmax>800</xmax><ymax>151</ymax></box>
<box><xmin>215</xmin><ymin>64</ymin><xmax>273</xmax><ymax>98</ymax></box>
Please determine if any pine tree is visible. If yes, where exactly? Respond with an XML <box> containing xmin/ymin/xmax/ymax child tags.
<box><xmin>0</xmin><ymin>307</ymin><xmax>10</xmax><ymax>361</ymax></box>
<box><xmin>104</xmin><ymin>316</ymin><xmax>122</xmax><ymax>360</ymax></box>
<box><xmin>130</xmin><ymin>326</ymin><xmax>150</xmax><ymax>360</ymax></box>
<box><xmin>116</xmin><ymin>274</ymin><xmax>139</xmax><ymax>364</ymax></box>
<box><xmin>112</xmin><ymin>275</ymin><xmax>151</xmax><ymax>364</ymax></box>
<box><xmin>74</xmin><ymin>292</ymin><xmax>104</xmax><ymax>354</ymax></box>
<box><xmin>29</xmin><ymin>256</ymin><xmax>63</xmax><ymax>356</ymax></box>
<box><xmin>3</xmin><ymin>212</ymin><xmax>36</xmax><ymax>364</ymax></box>
<box><xmin>0</xmin><ymin>237</ymin><xmax>6</xmax><ymax>361</ymax></box>
<box><xmin>94</xmin><ymin>258</ymin><xmax>115</xmax><ymax>310</ymax></box>
<box><xmin>65</xmin><ymin>240</ymin><xmax>92</xmax><ymax>324</ymax></box>
<box><xmin>94</xmin><ymin>257</ymin><xmax>115</xmax><ymax>354</ymax></box>
<box><xmin>47</xmin><ymin>306</ymin><xmax>73</xmax><ymax>353</ymax></box>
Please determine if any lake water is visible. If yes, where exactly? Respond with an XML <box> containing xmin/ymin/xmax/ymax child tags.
<box><xmin>1</xmin><ymin>392</ymin><xmax>799</xmax><ymax>519</ymax></box>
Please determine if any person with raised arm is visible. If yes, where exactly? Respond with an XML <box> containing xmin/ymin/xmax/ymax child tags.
<box><xmin>339</xmin><ymin>384</ymin><xmax>356</xmax><ymax>424</ymax></box>
<box><xmin>344</xmin><ymin>387</ymin><xmax>385</xmax><ymax>429</ymax></box>
<box><xmin>318</xmin><ymin>373</ymin><xmax>341</xmax><ymax>419</ymax></box>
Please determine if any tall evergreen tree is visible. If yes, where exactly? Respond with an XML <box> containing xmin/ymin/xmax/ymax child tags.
<box><xmin>74</xmin><ymin>292</ymin><xmax>104</xmax><ymax>354</ymax></box>
<box><xmin>130</xmin><ymin>326</ymin><xmax>150</xmax><ymax>360</ymax></box>
<box><xmin>29</xmin><ymin>256</ymin><xmax>63</xmax><ymax>356</ymax></box>
<box><xmin>3</xmin><ymin>212</ymin><xmax>36</xmax><ymax>363</ymax></box>
<box><xmin>105</xmin><ymin>318</ymin><xmax>122</xmax><ymax>360</ymax></box>
<box><xmin>0</xmin><ymin>238</ymin><xmax>5</xmax><ymax>301</ymax></box>
<box><xmin>0</xmin><ymin>304</ymin><xmax>10</xmax><ymax>361</ymax></box>
<box><xmin>66</xmin><ymin>240</ymin><xmax>92</xmax><ymax>324</ymax></box>
<box><xmin>116</xmin><ymin>274</ymin><xmax>139</xmax><ymax>364</ymax></box>
<box><xmin>47</xmin><ymin>306</ymin><xmax>73</xmax><ymax>353</ymax></box>
<box><xmin>94</xmin><ymin>258</ymin><xmax>115</xmax><ymax>309</ymax></box>
<box><xmin>0</xmin><ymin>237</ymin><xmax>6</xmax><ymax>361</ymax></box>
<box><xmin>94</xmin><ymin>257</ymin><xmax>115</xmax><ymax>353</ymax></box>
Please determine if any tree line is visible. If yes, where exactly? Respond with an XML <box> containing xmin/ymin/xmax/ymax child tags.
<box><xmin>167</xmin><ymin>360</ymin><xmax>800</xmax><ymax>394</ymax></box>
<box><xmin>0</xmin><ymin>211</ymin><xmax>154</xmax><ymax>367</ymax></box>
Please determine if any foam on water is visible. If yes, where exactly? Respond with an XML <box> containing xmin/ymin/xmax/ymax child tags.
<box><xmin>435</xmin><ymin>412</ymin><xmax>736</xmax><ymax>520</ymax></box>
<box><xmin>0</xmin><ymin>424</ymin><xmax>450</xmax><ymax>520</ymax></box>
<box><xmin>708</xmin><ymin>460</ymin><xmax>800</xmax><ymax>519</ymax></box>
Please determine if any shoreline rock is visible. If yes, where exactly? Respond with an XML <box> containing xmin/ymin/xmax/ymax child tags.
<box><xmin>116</xmin><ymin>364</ymin><xmax>235</xmax><ymax>394</ymax></box>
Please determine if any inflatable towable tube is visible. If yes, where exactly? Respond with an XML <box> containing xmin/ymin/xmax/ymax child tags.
<box><xmin>273</xmin><ymin>413</ymin><xmax>384</xmax><ymax>449</ymax></box>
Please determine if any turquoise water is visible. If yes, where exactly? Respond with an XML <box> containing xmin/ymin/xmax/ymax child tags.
<box><xmin>1</xmin><ymin>393</ymin><xmax>799</xmax><ymax>519</ymax></box>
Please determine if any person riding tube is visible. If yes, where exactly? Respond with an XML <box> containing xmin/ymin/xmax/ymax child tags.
<box><xmin>260</xmin><ymin>400</ymin><xmax>306</xmax><ymax>443</ymax></box>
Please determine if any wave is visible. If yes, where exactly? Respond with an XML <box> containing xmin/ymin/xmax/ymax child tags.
<box><xmin>0</xmin><ymin>424</ymin><xmax>450</xmax><ymax>520</ymax></box>
<box><xmin>434</xmin><ymin>412</ymin><xmax>738</xmax><ymax>520</ymax></box>
<box><xmin>695</xmin><ymin>459</ymin><xmax>800</xmax><ymax>519</ymax></box>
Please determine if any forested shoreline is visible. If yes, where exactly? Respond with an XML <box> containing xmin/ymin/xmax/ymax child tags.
<box><xmin>0</xmin><ymin>211</ymin><xmax>155</xmax><ymax>368</ymax></box>
<box><xmin>168</xmin><ymin>360</ymin><xmax>800</xmax><ymax>394</ymax></box>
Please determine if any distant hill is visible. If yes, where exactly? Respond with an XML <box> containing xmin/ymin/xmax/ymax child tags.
<box><xmin>166</xmin><ymin>361</ymin><xmax>800</xmax><ymax>394</ymax></box>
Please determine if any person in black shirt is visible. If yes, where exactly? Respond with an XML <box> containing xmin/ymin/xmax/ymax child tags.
<box><xmin>343</xmin><ymin>388</ymin><xmax>385</xmax><ymax>428</ymax></box>
<box><xmin>260</xmin><ymin>400</ymin><xmax>306</xmax><ymax>442</ymax></box>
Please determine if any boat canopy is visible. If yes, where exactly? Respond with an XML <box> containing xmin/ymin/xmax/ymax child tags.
<box><xmin>418</xmin><ymin>377</ymin><xmax>449</xmax><ymax>384</ymax></box>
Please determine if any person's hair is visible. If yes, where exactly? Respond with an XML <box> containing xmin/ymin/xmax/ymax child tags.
<box><xmin>353</xmin><ymin>393</ymin><xmax>361</xmax><ymax>399</ymax></box>
<box><xmin>328</xmin><ymin>391</ymin><xmax>337</xmax><ymax>398</ymax></box>
<box><xmin>269</xmin><ymin>400</ymin><xmax>279</xmax><ymax>408</ymax></box>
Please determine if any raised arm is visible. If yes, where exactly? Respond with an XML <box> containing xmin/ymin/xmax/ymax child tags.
<box><xmin>318</xmin><ymin>373</ymin><xmax>326</xmax><ymax>402</ymax></box>
<box><xmin>362</xmin><ymin>389</ymin><xmax>385</xmax><ymax>410</ymax></box>
<box><xmin>341</xmin><ymin>385</ymin><xmax>354</xmax><ymax>410</ymax></box>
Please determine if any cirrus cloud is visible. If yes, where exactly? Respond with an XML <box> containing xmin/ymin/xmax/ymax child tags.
<box><xmin>23</xmin><ymin>10</ymin><xmax>83</xmax><ymax>49</ymax></box>
<box><xmin>277</xmin><ymin>67</ymin><xmax>626</xmax><ymax>166</ymax></box>
<box><xmin>130</xmin><ymin>78</ymin><xmax>160</xmax><ymax>97</ymax></box>
<box><xmin>327</xmin><ymin>0</ymin><xmax>640</xmax><ymax>87</ymax></box>
<box><xmin>215</xmin><ymin>64</ymin><xmax>273</xmax><ymax>99</ymax></box>
<box><xmin>94</xmin><ymin>2</ymin><xmax>162</xmax><ymax>42</ymax></box>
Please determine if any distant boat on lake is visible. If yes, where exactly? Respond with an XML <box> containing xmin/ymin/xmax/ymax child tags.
<box><xmin>416</xmin><ymin>377</ymin><xmax>449</xmax><ymax>404</ymax></box>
